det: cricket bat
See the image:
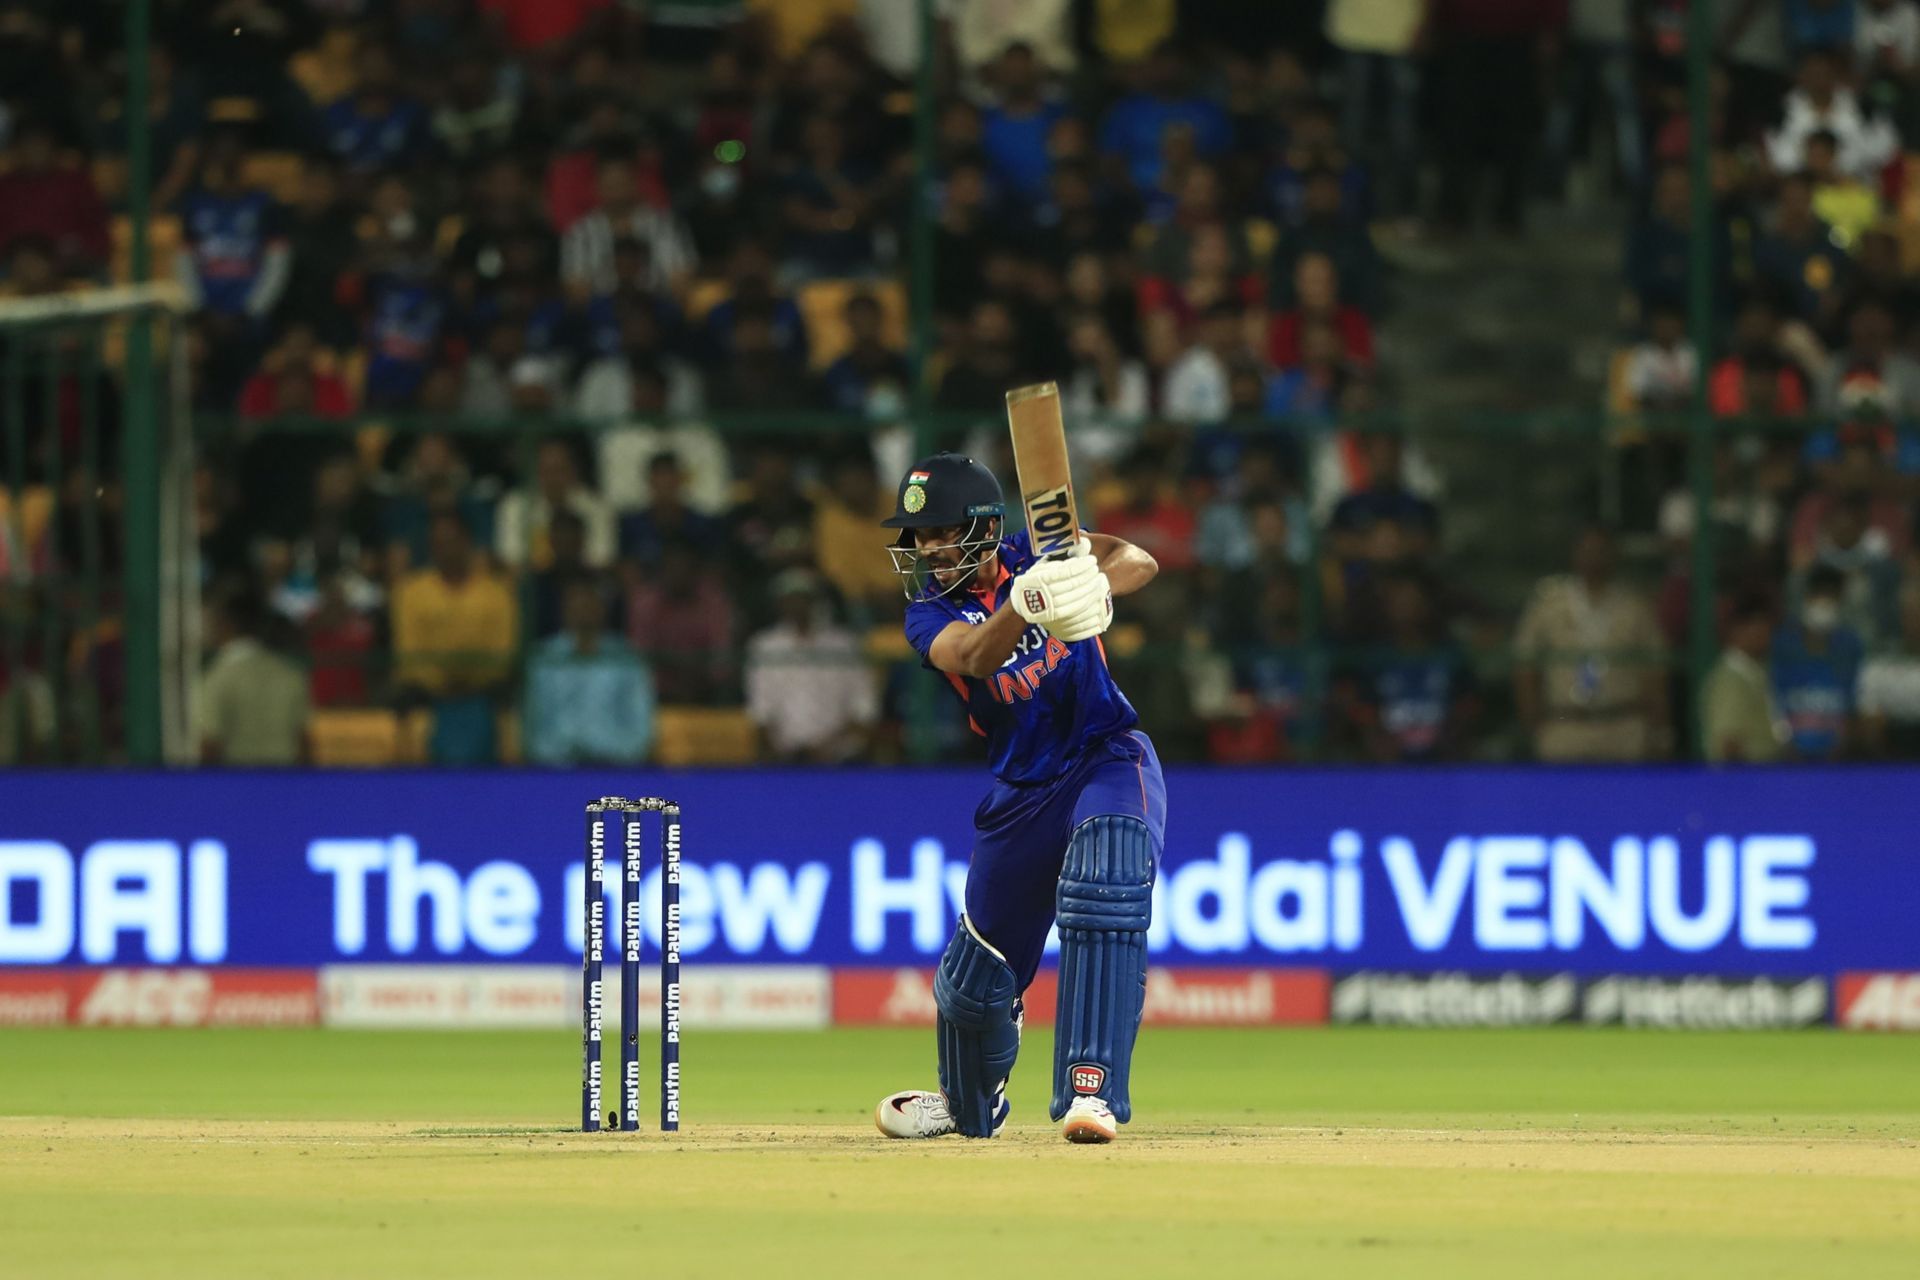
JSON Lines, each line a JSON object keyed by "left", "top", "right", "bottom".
{"left": 1005, "top": 381, "right": 1080, "bottom": 561}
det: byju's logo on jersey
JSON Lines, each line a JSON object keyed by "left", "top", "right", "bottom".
{"left": 1069, "top": 1063, "right": 1106, "bottom": 1094}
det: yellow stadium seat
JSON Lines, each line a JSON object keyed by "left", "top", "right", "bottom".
{"left": 290, "top": 27, "right": 361, "bottom": 106}
{"left": 307, "top": 709, "right": 403, "bottom": 767}
{"left": 399, "top": 708, "right": 435, "bottom": 764}
{"left": 797, "top": 278, "right": 907, "bottom": 370}
{"left": 243, "top": 151, "right": 306, "bottom": 204}
{"left": 1244, "top": 218, "right": 1277, "bottom": 267}
{"left": 685, "top": 279, "right": 731, "bottom": 324}
{"left": 111, "top": 214, "right": 183, "bottom": 283}
{"left": 864, "top": 623, "right": 913, "bottom": 661}
{"left": 654, "top": 706, "right": 758, "bottom": 766}
{"left": 0, "top": 486, "right": 55, "bottom": 553}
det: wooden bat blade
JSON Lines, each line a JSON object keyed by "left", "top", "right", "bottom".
{"left": 1005, "top": 381, "right": 1079, "bottom": 560}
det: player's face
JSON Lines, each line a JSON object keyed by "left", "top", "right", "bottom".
{"left": 913, "top": 524, "right": 973, "bottom": 586}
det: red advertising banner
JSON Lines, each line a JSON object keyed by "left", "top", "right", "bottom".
{"left": 0, "top": 969, "right": 318, "bottom": 1027}
{"left": 832, "top": 967, "right": 1329, "bottom": 1027}
{"left": 1836, "top": 972, "right": 1920, "bottom": 1031}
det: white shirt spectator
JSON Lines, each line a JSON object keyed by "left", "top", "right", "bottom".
{"left": 1766, "top": 87, "right": 1900, "bottom": 181}
{"left": 1858, "top": 1, "right": 1920, "bottom": 71}
{"left": 1858, "top": 651, "right": 1920, "bottom": 722}
{"left": 745, "top": 613, "right": 877, "bottom": 761}
{"left": 592, "top": 427, "right": 734, "bottom": 516}
{"left": 561, "top": 206, "right": 695, "bottom": 295}
{"left": 950, "top": 0, "right": 1073, "bottom": 72}
{"left": 494, "top": 487, "right": 617, "bottom": 569}
{"left": 1625, "top": 339, "right": 1698, "bottom": 410}
{"left": 1161, "top": 347, "right": 1231, "bottom": 423}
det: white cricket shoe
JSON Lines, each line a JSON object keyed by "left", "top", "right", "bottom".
{"left": 874, "top": 1089, "right": 1009, "bottom": 1138}
{"left": 1060, "top": 1096, "right": 1117, "bottom": 1144}
{"left": 875, "top": 1090, "right": 957, "bottom": 1138}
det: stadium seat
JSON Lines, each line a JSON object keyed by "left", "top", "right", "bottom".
{"left": 864, "top": 624, "right": 913, "bottom": 661}
{"left": 1244, "top": 218, "right": 1277, "bottom": 266}
{"left": 797, "top": 278, "right": 907, "bottom": 371}
{"left": 0, "top": 485, "right": 54, "bottom": 552}
{"left": 290, "top": 27, "right": 361, "bottom": 105}
{"left": 307, "top": 709, "right": 403, "bottom": 767}
{"left": 685, "top": 279, "right": 731, "bottom": 324}
{"left": 654, "top": 706, "right": 758, "bottom": 765}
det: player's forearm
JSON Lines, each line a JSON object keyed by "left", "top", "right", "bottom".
{"left": 1090, "top": 534, "right": 1157, "bottom": 597}
{"left": 948, "top": 610, "right": 1036, "bottom": 679}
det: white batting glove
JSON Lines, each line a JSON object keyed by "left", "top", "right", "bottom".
{"left": 1046, "top": 574, "right": 1113, "bottom": 642}
{"left": 1011, "top": 554, "right": 1102, "bottom": 627}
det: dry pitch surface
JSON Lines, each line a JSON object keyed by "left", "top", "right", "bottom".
{"left": 2, "top": 1027, "right": 1917, "bottom": 1278}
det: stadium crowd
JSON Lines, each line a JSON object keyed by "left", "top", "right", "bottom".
{"left": 5, "top": 0, "right": 1920, "bottom": 768}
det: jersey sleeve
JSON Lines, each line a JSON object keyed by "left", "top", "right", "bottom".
{"left": 904, "top": 598, "right": 960, "bottom": 668}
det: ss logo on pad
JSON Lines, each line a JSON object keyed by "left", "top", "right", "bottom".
{"left": 1070, "top": 1064, "right": 1105, "bottom": 1094}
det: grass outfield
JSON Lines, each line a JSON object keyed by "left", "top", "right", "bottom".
{"left": 3, "top": 1027, "right": 1917, "bottom": 1278}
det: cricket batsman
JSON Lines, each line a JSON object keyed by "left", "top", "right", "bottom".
{"left": 871, "top": 450, "right": 1165, "bottom": 1144}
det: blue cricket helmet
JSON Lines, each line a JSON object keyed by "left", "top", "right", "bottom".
{"left": 882, "top": 453, "right": 1007, "bottom": 599}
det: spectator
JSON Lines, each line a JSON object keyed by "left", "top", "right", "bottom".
{"left": 950, "top": 0, "right": 1074, "bottom": 76}
{"left": 1789, "top": 436, "right": 1916, "bottom": 563}
{"left": 745, "top": 569, "right": 878, "bottom": 763}
{"left": 703, "top": 240, "right": 810, "bottom": 367}
{"left": 626, "top": 539, "right": 736, "bottom": 704}
{"left": 779, "top": 113, "right": 880, "bottom": 278}
{"left": 1430, "top": 0, "right": 1565, "bottom": 232}
{"left": 479, "top": 0, "right": 611, "bottom": 54}
{"left": 1513, "top": 526, "right": 1669, "bottom": 762}
{"left": 1098, "top": 42, "right": 1232, "bottom": 193}
{"left": 1268, "top": 167, "right": 1383, "bottom": 314}
{"left": 0, "top": 118, "right": 109, "bottom": 278}
{"left": 576, "top": 302, "right": 706, "bottom": 426}
{"left": 618, "top": 454, "right": 727, "bottom": 567}
{"left": 1098, "top": 448, "right": 1198, "bottom": 573}
{"left": 1858, "top": 0, "right": 1920, "bottom": 78}
{"left": 1751, "top": 173, "right": 1850, "bottom": 327}
{"left": 1710, "top": 297, "right": 1810, "bottom": 417}
{"left": 1063, "top": 313, "right": 1151, "bottom": 436}
{"left": 1266, "top": 322, "right": 1351, "bottom": 421}
{"left": 1804, "top": 128, "right": 1881, "bottom": 250}
{"left": 528, "top": 511, "right": 610, "bottom": 639}
{"left": 1269, "top": 253, "right": 1375, "bottom": 371}
{"left": 586, "top": 363, "right": 728, "bottom": 516}
{"left": 820, "top": 292, "right": 911, "bottom": 414}
{"left": 1701, "top": 593, "right": 1791, "bottom": 763}
{"left": 497, "top": 438, "right": 616, "bottom": 572}
{"left": 1623, "top": 302, "right": 1699, "bottom": 412}
{"left": 431, "top": 48, "right": 520, "bottom": 164}
{"left": 275, "top": 154, "right": 361, "bottom": 350}
{"left": 1336, "top": 567, "right": 1478, "bottom": 763}
{"left": 979, "top": 42, "right": 1068, "bottom": 202}
{"left": 730, "top": 446, "right": 817, "bottom": 613}
{"left": 461, "top": 319, "right": 565, "bottom": 419}
{"left": 937, "top": 300, "right": 1028, "bottom": 411}
{"left": 198, "top": 590, "right": 311, "bottom": 765}
{"left": 526, "top": 575, "right": 656, "bottom": 765}
{"left": 305, "top": 572, "right": 379, "bottom": 708}
{"left": 450, "top": 158, "right": 559, "bottom": 309}
{"left": 708, "top": 300, "right": 815, "bottom": 412}
{"left": 1162, "top": 302, "right": 1241, "bottom": 423}
{"left": 1625, "top": 162, "right": 1703, "bottom": 314}
{"left": 391, "top": 515, "right": 518, "bottom": 763}
{"left": 237, "top": 326, "right": 357, "bottom": 421}
{"left": 1857, "top": 580, "right": 1920, "bottom": 756}
{"left": 1326, "top": 0, "right": 1425, "bottom": 219}
{"left": 1766, "top": 48, "right": 1898, "bottom": 180}
{"left": 811, "top": 453, "right": 900, "bottom": 617}
{"left": 323, "top": 46, "right": 434, "bottom": 176}
{"left": 561, "top": 153, "right": 695, "bottom": 296}
{"left": 932, "top": 156, "right": 994, "bottom": 322}
{"left": 361, "top": 249, "right": 447, "bottom": 410}
{"left": 1773, "top": 564, "right": 1864, "bottom": 760}
{"left": 381, "top": 433, "right": 499, "bottom": 571}
{"left": 1817, "top": 298, "right": 1920, "bottom": 416}
{"left": 1326, "top": 433, "right": 1442, "bottom": 568}
{"left": 1789, "top": 490, "right": 1902, "bottom": 644}
{"left": 177, "top": 130, "right": 292, "bottom": 325}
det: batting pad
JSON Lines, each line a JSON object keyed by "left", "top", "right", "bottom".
{"left": 1050, "top": 815, "right": 1155, "bottom": 1123}
{"left": 934, "top": 917, "right": 1021, "bottom": 1138}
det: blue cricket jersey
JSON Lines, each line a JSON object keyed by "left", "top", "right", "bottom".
{"left": 904, "top": 529, "right": 1138, "bottom": 784}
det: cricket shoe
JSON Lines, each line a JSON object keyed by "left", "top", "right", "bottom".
{"left": 1060, "top": 1096, "right": 1117, "bottom": 1144}
{"left": 873, "top": 1090, "right": 1009, "bottom": 1139}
